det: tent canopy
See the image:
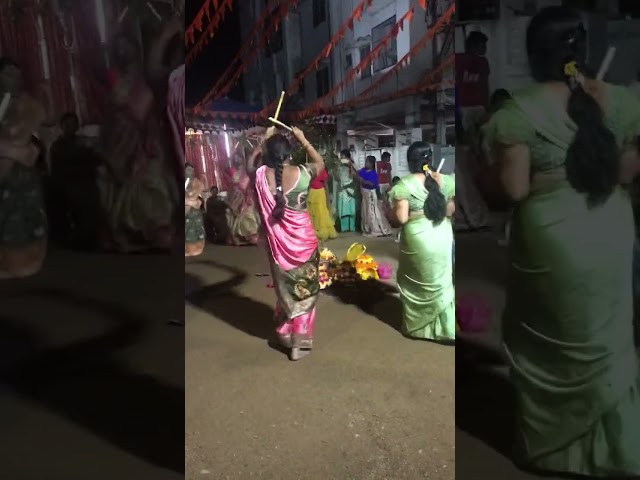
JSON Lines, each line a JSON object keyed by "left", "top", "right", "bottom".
{"left": 188, "top": 98, "right": 261, "bottom": 132}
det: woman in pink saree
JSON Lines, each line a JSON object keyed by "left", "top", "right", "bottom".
{"left": 254, "top": 127, "right": 325, "bottom": 361}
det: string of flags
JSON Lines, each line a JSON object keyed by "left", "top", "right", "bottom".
{"left": 194, "top": 0, "right": 298, "bottom": 102}
{"left": 301, "top": 2, "right": 455, "bottom": 118}
{"left": 185, "top": 0, "right": 235, "bottom": 59}
{"left": 189, "top": 1, "right": 456, "bottom": 123}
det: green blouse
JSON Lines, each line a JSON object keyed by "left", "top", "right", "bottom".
{"left": 390, "top": 173, "right": 455, "bottom": 213}
{"left": 482, "top": 83, "right": 640, "bottom": 174}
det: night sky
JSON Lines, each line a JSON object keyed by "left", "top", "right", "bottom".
{"left": 185, "top": 1, "right": 244, "bottom": 107}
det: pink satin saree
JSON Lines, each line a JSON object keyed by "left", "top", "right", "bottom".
{"left": 254, "top": 166, "right": 319, "bottom": 340}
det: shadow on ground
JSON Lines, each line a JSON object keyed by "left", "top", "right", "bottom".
{"left": 326, "top": 281, "right": 403, "bottom": 332}
{"left": 456, "top": 338, "right": 515, "bottom": 459}
{"left": 0, "top": 286, "right": 184, "bottom": 473}
{"left": 186, "top": 259, "right": 275, "bottom": 340}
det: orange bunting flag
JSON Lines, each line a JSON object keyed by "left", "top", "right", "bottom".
{"left": 418, "top": 0, "right": 427, "bottom": 9}
{"left": 354, "top": 5, "right": 364, "bottom": 21}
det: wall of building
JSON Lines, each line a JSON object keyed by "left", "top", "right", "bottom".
{"left": 239, "top": 0, "right": 333, "bottom": 109}
{"left": 296, "top": 0, "right": 332, "bottom": 104}
{"left": 330, "top": 0, "right": 433, "bottom": 106}
{"left": 456, "top": 0, "right": 640, "bottom": 95}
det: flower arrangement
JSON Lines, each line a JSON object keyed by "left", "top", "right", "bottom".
{"left": 318, "top": 244, "right": 382, "bottom": 287}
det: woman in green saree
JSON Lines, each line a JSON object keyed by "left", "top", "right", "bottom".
{"left": 390, "top": 142, "right": 455, "bottom": 341}
{"left": 483, "top": 7, "right": 640, "bottom": 477}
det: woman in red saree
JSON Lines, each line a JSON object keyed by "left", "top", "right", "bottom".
{"left": 254, "top": 127, "right": 325, "bottom": 361}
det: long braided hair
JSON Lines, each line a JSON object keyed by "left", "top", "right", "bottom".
{"left": 263, "top": 134, "right": 292, "bottom": 220}
{"left": 407, "top": 141, "right": 447, "bottom": 226}
{"left": 527, "top": 7, "right": 618, "bottom": 207}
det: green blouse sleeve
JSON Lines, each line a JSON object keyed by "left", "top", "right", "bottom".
{"left": 606, "top": 84, "right": 640, "bottom": 145}
{"left": 481, "top": 99, "right": 535, "bottom": 147}
{"left": 389, "top": 182, "right": 410, "bottom": 202}
{"left": 441, "top": 175, "right": 455, "bottom": 200}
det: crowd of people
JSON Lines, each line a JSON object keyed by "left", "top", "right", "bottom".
{"left": 191, "top": 4, "right": 640, "bottom": 477}
{"left": 185, "top": 125, "right": 457, "bottom": 360}
{"left": 0, "top": 15, "right": 186, "bottom": 279}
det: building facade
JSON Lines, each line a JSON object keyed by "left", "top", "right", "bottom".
{"left": 237, "top": 0, "right": 334, "bottom": 113}
{"left": 456, "top": 0, "right": 640, "bottom": 94}
{"left": 328, "top": 0, "right": 455, "bottom": 175}
{"left": 238, "top": 0, "right": 455, "bottom": 176}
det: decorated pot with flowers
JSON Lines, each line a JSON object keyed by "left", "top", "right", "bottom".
{"left": 353, "top": 254, "right": 379, "bottom": 281}
{"left": 319, "top": 262, "right": 333, "bottom": 289}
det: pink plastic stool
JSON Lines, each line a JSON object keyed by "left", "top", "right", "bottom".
{"left": 377, "top": 262, "right": 393, "bottom": 280}
{"left": 456, "top": 294, "right": 492, "bottom": 333}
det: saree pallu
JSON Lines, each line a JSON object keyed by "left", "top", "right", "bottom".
{"left": 360, "top": 188, "right": 391, "bottom": 236}
{"left": 254, "top": 167, "right": 319, "bottom": 340}
{"left": 391, "top": 174, "right": 455, "bottom": 340}
{"left": 398, "top": 215, "right": 455, "bottom": 340}
{"left": 484, "top": 83, "right": 640, "bottom": 477}
{"left": 226, "top": 169, "right": 259, "bottom": 245}
{"left": 98, "top": 104, "right": 178, "bottom": 252}
{"left": 504, "top": 183, "right": 640, "bottom": 476}
{"left": 307, "top": 187, "right": 337, "bottom": 241}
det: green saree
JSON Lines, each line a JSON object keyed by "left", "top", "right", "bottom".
{"left": 483, "top": 83, "right": 640, "bottom": 477}
{"left": 390, "top": 174, "right": 455, "bottom": 341}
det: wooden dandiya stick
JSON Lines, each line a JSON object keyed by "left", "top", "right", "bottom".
{"left": 268, "top": 117, "right": 292, "bottom": 131}
{"left": 0, "top": 93, "right": 11, "bottom": 122}
{"left": 436, "top": 157, "right": 445, "bottom": 173}
{"left": 146, "top": 2, "right": 163, "bottom": 22}
{"left": 596, "top": 46, "right": 616, "bottom": 81}
{"left": 274, "top": 91, "right": 286, "bottom": 120}
{"left": 118, "top": 6, "right": 129, "bottom": 23}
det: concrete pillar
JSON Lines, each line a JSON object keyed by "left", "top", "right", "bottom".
{"left": 404, "top": 97, "right": 421, "bottom": 129}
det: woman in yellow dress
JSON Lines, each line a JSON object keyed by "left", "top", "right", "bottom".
{"left": 307, "top": 168, "right": 337, "bottom": 241}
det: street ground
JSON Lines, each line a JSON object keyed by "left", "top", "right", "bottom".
{"left": 0, "top": 249, "right": 184, "bottom": 480}
{"left": 455, "top": 227, "right": 558, "bottom": 480}
{"left": 185, "top": 233, "right": 455, "bottom": 480}
{"left": 0, "top": 228, "right": 555, "bottom": 480}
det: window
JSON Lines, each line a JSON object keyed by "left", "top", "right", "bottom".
{"left": 316, "top": 67, "right": 330, "bottom": 98}
{"left": 313, "top": 0, "right": 326, "bottom": 27}
{"left": 372, "top": 16, "right": 398, "bottom": 72}
{"left": 457, "top": 0, "right": 500, "bottom": 21}
{"left": 359, "top": 45, "right": 372, "bottom": 78}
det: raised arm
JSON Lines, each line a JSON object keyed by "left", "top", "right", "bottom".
{"left": 147, "top": 18, "right": 182, "bottom": 82}
{"left": 291, "top": 126, "right": 324, "bottom": 176}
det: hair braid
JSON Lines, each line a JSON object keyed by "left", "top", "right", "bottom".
{"left": 272, "top": 160, "right": 286, "bottom": 220}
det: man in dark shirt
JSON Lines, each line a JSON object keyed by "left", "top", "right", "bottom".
{"left": 49, "top": 112, "right": 101, "bottom": 249}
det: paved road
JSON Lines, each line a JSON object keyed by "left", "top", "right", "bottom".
{"left": 186, "top": 234, "right": 455, "bottom": 480}
{"left": 0, "top": 231, "right": 550, "bottom": 480}
{"left": 455, "top": 230, "right": 555, "bottom": 480}
{"left": 0, "top": 249, "right": 184, "bottom": 480}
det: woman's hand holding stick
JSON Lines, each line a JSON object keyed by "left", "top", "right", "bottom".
{"left": 268, "top": 117, "right": 292, "bottom": 131}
